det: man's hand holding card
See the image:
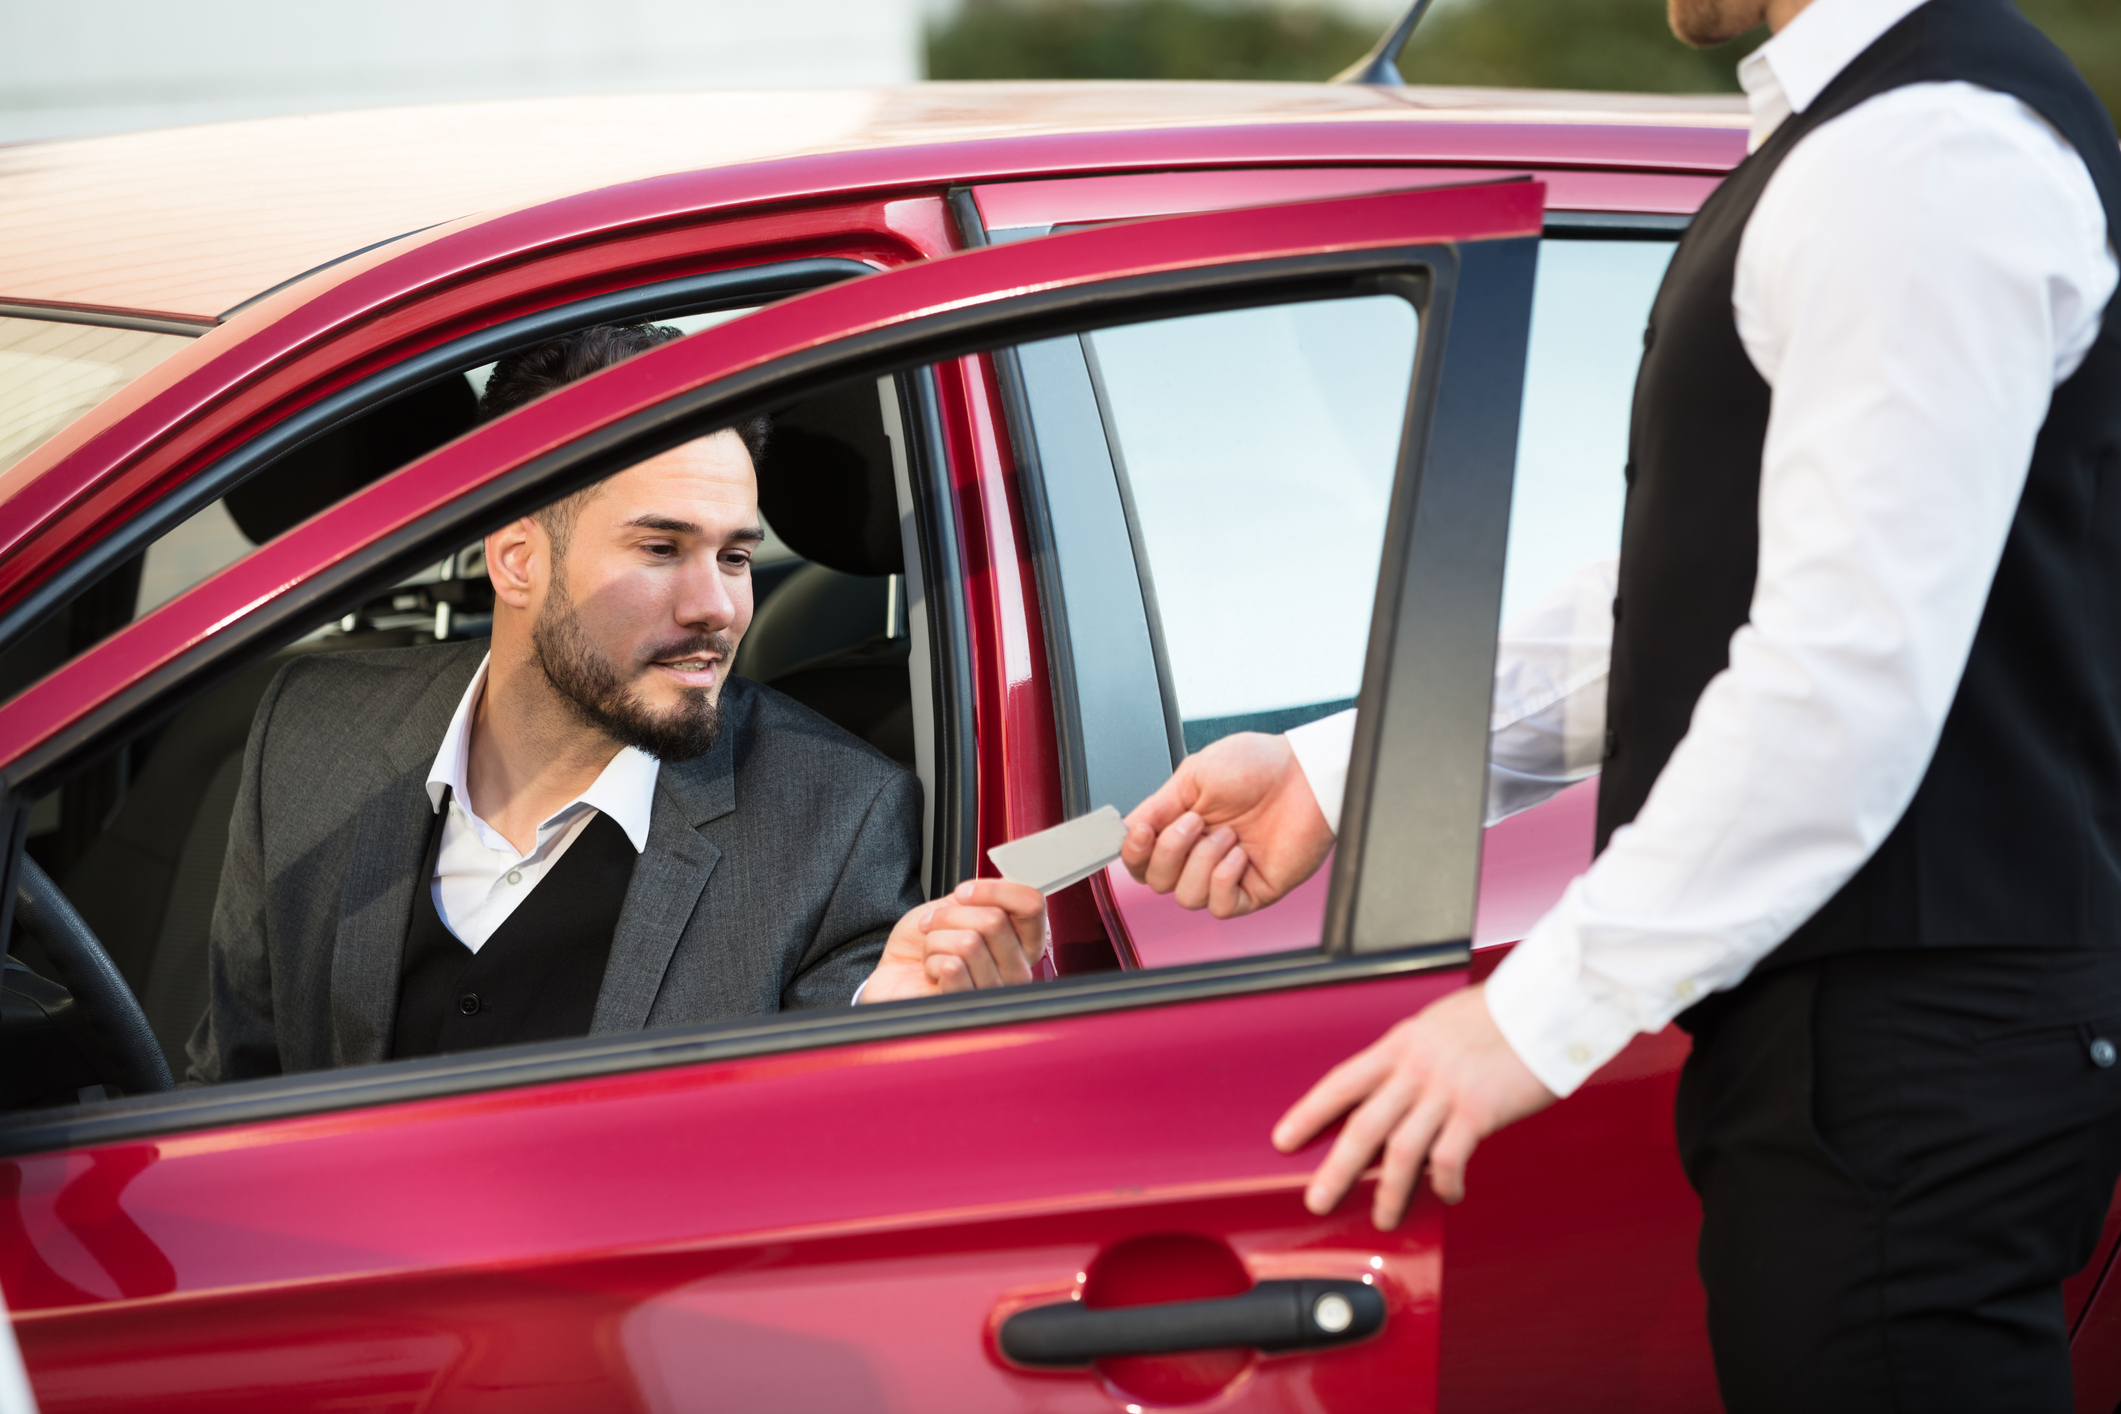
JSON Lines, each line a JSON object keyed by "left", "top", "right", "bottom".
{"left": 858, "top": 808, "right": 1129, "bottom": 1003}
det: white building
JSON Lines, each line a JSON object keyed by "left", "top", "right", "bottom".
{"left": 0, "top": 0, "right": 928, "bottom": 144}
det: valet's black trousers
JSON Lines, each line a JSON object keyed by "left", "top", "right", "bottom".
{"left": 1676, "top": 948, "right": 2121, "bottom": 1413}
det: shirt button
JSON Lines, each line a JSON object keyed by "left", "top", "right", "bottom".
{"left": 1567, "top": 1043, "right": 1590, "bottom": 1066}
{"left": 2092, "top": 1037, "right": 2116, "bottom": 1069}
{"left": 506, "top": 869, "right": 523, "bottom": 885}
{"left": 1675, "top": 980, "right": 1696, "bottom": 1001}
{"left": 459, "top": 993, "right": 481, "bottom": 1016}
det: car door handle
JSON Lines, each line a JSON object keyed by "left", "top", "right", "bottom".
{"left": 998, "top": 1279, "right": 1385, "bottom": 1366}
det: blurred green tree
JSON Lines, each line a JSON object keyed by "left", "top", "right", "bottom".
{"left": 926, "top": 0, "right": 1376, "bottom": 81}
{"left": 925, "top": 0, "right": 2118, "bottom": 122}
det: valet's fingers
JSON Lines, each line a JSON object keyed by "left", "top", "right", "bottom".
{"left": 1141, "top": 812, "right": 1205, "bottom": 895}
{"left": 1273, "top": 1037, "right": 1394, "bottom": 1151}
{"left": 1371, "top": 1093, "right": 1448, "bottom": 1230}
{"left": 1424, "top": 1113, "right": 1483, "bottom": 1208}
{"left": 1173, "top": 827, "right": 1238, "bottom": 911}
{"left": 1306, "top": 1074, "right": 1418, "bottom": 1217}
{"left": 1207, "top": 842, "right": 1254, "bottom": 919}
{"left": 1122, "top": 771, "right": 1198, "bottom": 876}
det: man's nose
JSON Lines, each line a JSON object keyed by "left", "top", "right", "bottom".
{"left": 674, "top": 558, "right": 739, "bottom": 631}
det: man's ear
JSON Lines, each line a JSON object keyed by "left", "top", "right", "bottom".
{"left": 486, "top": 517, "right": 545, "bottom": 611}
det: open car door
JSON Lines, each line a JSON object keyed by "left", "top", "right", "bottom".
{"left": 0, "top": 181, "right": 1539, "bottom": 1412}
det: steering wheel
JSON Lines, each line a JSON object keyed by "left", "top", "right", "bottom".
{"left": 12, "top": 854, "right": 174, "bottom": 1095}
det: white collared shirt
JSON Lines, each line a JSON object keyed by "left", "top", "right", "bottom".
{"left": 1289, "top": 0, "right": 2118, "bottom": 1098}
{"left": 424, "top": 654, "right": 660, "bottom": 952}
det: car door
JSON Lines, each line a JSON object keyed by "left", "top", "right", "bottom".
{"left": 0, "top": 180, "right": 1540, "bottom": 1413}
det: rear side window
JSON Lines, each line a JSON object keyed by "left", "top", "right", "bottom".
{"left": 0, "top": 317, "right": 196, "bottom": 476}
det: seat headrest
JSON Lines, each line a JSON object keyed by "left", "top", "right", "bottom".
{"left": 228, "top": 375, "right": 478, "bottom": 546}
{"left": 757, "top": 382, "right": 903, "bottom": 578}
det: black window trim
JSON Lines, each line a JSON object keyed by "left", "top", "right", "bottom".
{"left": 898, "top": 367, "right": 980, "bottom": 895}
{"left": 0, "top": 238, "right": 1524, "bottom": 1155}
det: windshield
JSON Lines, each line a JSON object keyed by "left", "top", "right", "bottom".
{"left": 0, "top": 316, "right": 197, "bottom": 476}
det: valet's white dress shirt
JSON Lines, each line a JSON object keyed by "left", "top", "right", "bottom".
{"left": 424, "top": 654, "right": 659, "bottom": 951}
{"left": 1288, "top": 0, "right": 2119, "bottom": 1097}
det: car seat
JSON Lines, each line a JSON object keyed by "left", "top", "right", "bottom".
{"left": 737, "top": 380, "right": 916, "bottom": 766}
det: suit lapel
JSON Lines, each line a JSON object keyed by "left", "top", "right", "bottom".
{"left": 328, "top": 648, "right": 482, "bottom": 1066}
{"left": 591, "top": 694, "right": 741, "bottom": 1034}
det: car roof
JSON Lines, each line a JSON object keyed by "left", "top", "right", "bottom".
{"left": 0, "top": 82, "right": 1745, "bottom": 322}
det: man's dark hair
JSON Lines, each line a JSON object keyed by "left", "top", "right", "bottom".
{"left": 480, "top": 322, "right": 771, "bottom": 464}
{"left": 481, "top": 322, "right": 771, "bottom": 554}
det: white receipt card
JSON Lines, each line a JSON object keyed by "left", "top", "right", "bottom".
{"left": 988, "top": 805, "right": 1128, "bottom": 895}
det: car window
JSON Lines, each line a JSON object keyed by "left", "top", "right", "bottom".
{"left": 0, "top": 317, "right": 198, "bottom": 476}
{"left": 1501, "top": 237, "right": 1677, "bottom": 623}
{"left": 133, "top": 307, "right": 781, "bottom": 625}
{"left": 1100, "top": 234, "right": 1676, "bottom": 967}
{"left": 1086, "top": 296, "right": 1416, "bottom": 753}
{"left": 11, "top": 366, "right": 941, "bottom": 1100}
{"left": 0, "top": 300, "right": 804, "bottom": 744}
{"left": 0, "top": 237, "right": 1512, "bottom": 1139}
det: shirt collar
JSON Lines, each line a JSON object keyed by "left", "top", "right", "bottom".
{"left": 424, "top": 652, "right": 660, "bottom": 854}
{"left": 1738, "top": 0, "right": 1928, "bottom": 150}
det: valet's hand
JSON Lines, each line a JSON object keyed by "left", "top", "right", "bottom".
{"left": 1120, "top": 732, "right": 1334, "bottom": 918}
{"left": 1272, "top": 984, "right": 1557, "bottom": 1225}
{"left": 859, "top": 879, "right": 1049, "bottom": 1002}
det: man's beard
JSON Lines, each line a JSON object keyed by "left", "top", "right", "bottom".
{"left": 530, "top": 579, "right": 728, "bottom": 763}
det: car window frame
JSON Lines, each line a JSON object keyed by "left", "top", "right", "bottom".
{"left": 0, "top": 258, "right": 876, "bottom": 676}
{"left": 0, "top": 196, "right": 1537, "bottom": 1156}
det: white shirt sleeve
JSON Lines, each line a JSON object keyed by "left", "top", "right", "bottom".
{"left": 1486, "top": 84, "right": 2120, "bottom": 1096}
{"left": 1287, "top": 557, "right": 1617, "bottom": 836}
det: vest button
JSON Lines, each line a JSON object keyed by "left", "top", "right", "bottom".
{"left": 459, "top": 993, "right": 481, "bottom": 1016}
{"left": 1604, "top": 727, "right": 1620, "bottom": 760}
{"left": 2093, "top": 1037, "right": 2116, "bottom": 1069}
{"left": 1611, "top": 595, "right": 1623, "bottom": 623}
{"left": 1643, "top": 325, "right": 1656, "bottom": 350}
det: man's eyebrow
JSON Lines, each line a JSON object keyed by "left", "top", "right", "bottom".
{"left": 621, "top": 515, "right": 765, "bottom": 545}
{"left": 623, "top": 514, "right": 702, "bottom": 535}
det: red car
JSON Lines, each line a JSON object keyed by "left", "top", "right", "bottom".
{"left": 0, "top": 79, "right": 2112, "bottom": 1413}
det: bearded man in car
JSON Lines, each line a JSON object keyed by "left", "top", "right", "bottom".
{"left": 189, "top": 323, "right": 1042, "bottom": 1082}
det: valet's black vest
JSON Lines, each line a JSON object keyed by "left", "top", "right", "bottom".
{"left": 1601, "top": 0, "right": 2121, "bottom": 963}
{"left": 391, "top": 801, "right": 635, "bottom": 1059}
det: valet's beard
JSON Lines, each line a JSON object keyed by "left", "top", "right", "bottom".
{"left": 530, "top": 576, "right": 728, "bottom": 763}
{"left": 1667, "top": 0, "right": 1763, "bottom": 48}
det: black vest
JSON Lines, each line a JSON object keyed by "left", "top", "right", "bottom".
{"left": 391, "top": 803, "right": 635, "bottom": 1059}
{"left": 1601, "top": 0, "right": 2121, "bottom": 963}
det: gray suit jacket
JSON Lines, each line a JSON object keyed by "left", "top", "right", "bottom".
{"left": 187, "top": 640, "right": 922, "bottom": 1083}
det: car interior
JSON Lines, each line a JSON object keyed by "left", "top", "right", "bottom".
{"left": 0, "top": 324, "right": 928, "bottom": 1107}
